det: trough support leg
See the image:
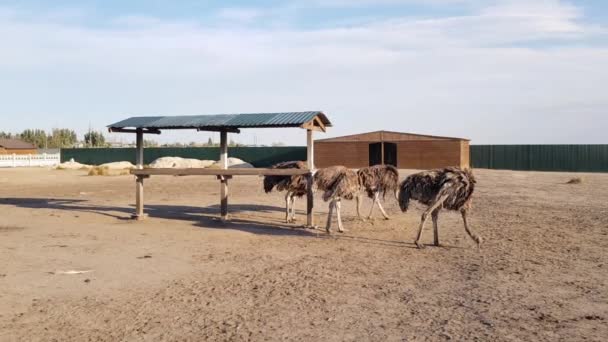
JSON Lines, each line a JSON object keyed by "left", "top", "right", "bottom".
{"left": 133, "top": 175, "right": 147, "bottom": 220}
{"left": 219, "top": 130, "right": 229, "bottom": 222}
{"left": 220, "top": 176, "right": 229, "bottom": 222}
{"left": 132, "top": 128, "right": 147, "bottom": 220}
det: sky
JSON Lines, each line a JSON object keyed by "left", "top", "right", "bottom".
{"left": 0, "top": 0, "right": 606, "bottom": 146}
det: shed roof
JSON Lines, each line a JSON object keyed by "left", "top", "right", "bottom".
{"left": 0, "top": 138, "right": 36, "bottom": 149}
{"left": 108, "top": 112, "right": 331, "bottom": 133}
{"left": 315, "top": 130, "right": 469, "bottom": 143}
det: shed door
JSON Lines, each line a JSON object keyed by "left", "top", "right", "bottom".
{"left": 384, "top": 142, "right": 398, "bottom": 167}
{"left": 369, "top": 143, "right": 382, "bottom": 166}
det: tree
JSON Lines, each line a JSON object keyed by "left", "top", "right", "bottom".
{"left": 144, "top": 139, "right": 158, "bottom": 147}
{"left": 19, "top": 129, "right": 48, "bottom": 148}
{"left": 84, "top": 131, "right": 106, "bottom": 147}
{"left": 206, "top": 137, "right": 213, "bottom": 146}
{"left": 0, "top": 131, "right": 14, "bottom": 139}
{"left": 48, "top": 128, "right": 78, "bottom": 148}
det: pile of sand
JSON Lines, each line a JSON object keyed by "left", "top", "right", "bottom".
{"left": 149, "top": 157, "right": 215, "bottom": 169}
{"left": 210, "top": 157, "right": 254, "bottom": 169}
{"left": 98, "top": 161, "right": 136, "bottom": 170}
{"left": 55, "top": 159, "right": 91, "bottom": 170}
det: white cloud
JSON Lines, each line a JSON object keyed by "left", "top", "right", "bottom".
{"left": 215, "top": 7, "right": 266, "bottom": 24}
{"left": 0, "top": 1, "right": 606, "bottom": 144}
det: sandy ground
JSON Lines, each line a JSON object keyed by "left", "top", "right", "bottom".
{"left": 0, "top": 168, "right": 606, "bottom": 341}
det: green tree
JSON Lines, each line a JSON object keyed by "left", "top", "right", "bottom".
{"left": 144, "top": 139, "right": 158, "bottom": 147}
{"left": 48, "top": 128, "right": 78, "bottom": 148}
{"left": 84, "top": 131, "right": 107, "bottom": 147}
{"left": 19, "top": 129, "right": 48, "bottom": 148}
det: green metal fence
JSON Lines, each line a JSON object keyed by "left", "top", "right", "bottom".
{"left": 61, "top": 147, "right": 307, "bottom": 168}
{"left": 471, "top": 145, "right": 608, "bottom": 172}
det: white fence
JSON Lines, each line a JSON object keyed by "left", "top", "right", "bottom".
{"left": 0, "top": 153, "right": 61, "bottom": 168}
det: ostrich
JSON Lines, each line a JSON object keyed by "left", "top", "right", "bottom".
{"left": 398, "top": 167, "right": 482, "bottom": 249}
{"left": 357, "top": 165, "right": 400, "bottom": 220}
{"left": 314, "top": 166, "right": 362, "bottom": 233}
{"left": 263, "top": 161, "right": 307, "bottom": 223}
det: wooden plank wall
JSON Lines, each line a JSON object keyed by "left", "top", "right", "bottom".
{"left": 396, "top": 141, "right": 462, "bottom": 169}
{"left": 315, "top": 140, "right": 469, "bottom": 169}
{"left": 315, "top": 142, "right": 369, "bottom": 168}
{"left": 460, "top": 141, "right": 470, "bottom": 168}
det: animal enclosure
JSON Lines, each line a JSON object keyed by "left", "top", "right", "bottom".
{"left": 1, "top": 167, "right": 606, "bottom": 341}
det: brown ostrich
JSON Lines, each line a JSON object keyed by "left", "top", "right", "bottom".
{"left": 357, "top": 165, "right": 400, "bottom": 220}
{"left": 263, "top": 161, "right": 307, "bottom": 223}
{"left": 314, "top": 166, "right": 362, "bottom": 233}
{"left": 398, "top": 167, "right": 482, "bottom": 249}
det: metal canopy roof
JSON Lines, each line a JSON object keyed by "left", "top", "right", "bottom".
{"left": 108, "top": 111, "right": 331, "bottom": 133}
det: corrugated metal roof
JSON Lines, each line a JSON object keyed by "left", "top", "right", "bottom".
{"left": 0, "top": 138, "right": 36, "bottom": 149}
{"left": 108, "top": 112, "right": 331, "bottom": 131}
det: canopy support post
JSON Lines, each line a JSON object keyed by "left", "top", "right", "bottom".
{"left": 133, "top": 128, "right": 147, "bottom": 220}
{"left": 220, "top": 130, "right": 229, "bottom": 221}
{"left": 306, "top": 129, "right": 315, "bottom": 228}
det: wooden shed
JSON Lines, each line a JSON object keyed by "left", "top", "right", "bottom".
{"left": 0, "top": 138, "right": 37, "bottom": 155}
{"left": 314, "top": 131, "right": 470, "bottom": 169}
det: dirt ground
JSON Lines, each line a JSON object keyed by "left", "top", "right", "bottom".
{"left": 0, "top": 167, "right": 606, "bottom": 341}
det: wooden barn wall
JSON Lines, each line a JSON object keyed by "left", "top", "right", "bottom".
{"left": 395, "top": 140, "right": 463, "bottom": 169}
{"left": 315, "top": 140, "right": 466, "bottom": 169}
{"left": 460, "top": 141, "right": 470, "bottom": 168}
{"left": 318, "top": 131, "right": 456, "bottom": 143}
{"left": 314, "top": 142, "right": 368, "bottom": 168}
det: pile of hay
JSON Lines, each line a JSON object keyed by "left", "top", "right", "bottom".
{"left": 55, "top": 158, "right": 91, "bottom": 170}
{"left": 149, "top": 157, "right": 215, "bottom": 169}
{"left": 88, "top": 161, "right": 135, "bottom": 176}
{"left": 88, "top": 166, "right": 132, "bottom": 176}
{"left": 98, "top": 161, "right": 135, "bottom": 170}
{"left": 210, "top": 157, "right": 254, "bottom": 169}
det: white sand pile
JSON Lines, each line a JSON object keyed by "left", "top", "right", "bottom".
{"left": 98, "top": 161, "right": 135, "bottom": 170}
{"left": 210, "top": 157, "right": 254, "bottom": 169}
{"left": 56, "top": 158, "right": 91, "bottom": 170}
{"left": 149, "top": 157, "right": 215, "bottom": 169}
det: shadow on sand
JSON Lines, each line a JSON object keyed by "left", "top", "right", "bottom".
{"left": 0, "top": 197, "right": 415, "bottom": 248}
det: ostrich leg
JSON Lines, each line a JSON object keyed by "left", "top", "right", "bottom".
{"left": 414, "top": 195, "right": 448, "bottom": 249}
{"left": 290, "top": 196, "right": 297, "bottom": 222}
{"left": 460, "top": 208, "right": 483, "bottom": 248}
{"left": 284, "top": 192, "right": 292, "bottom": 223}
{"left": 335, "top": 199, "right": 345, "bottom": 233}
{"left": 325, "top": 199, "right": 335, "bottom": 233}
{"left": 375, "top": 192, "right": 391, "bottom": 220}
{"left": 356, "top": 194, "right": 365, "bottom": 221}
{"left": 431, "top": 209, "right": 440, "bottom": 246}
{"left": 367, "top": 193, "right": 377, "bottom": 219}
